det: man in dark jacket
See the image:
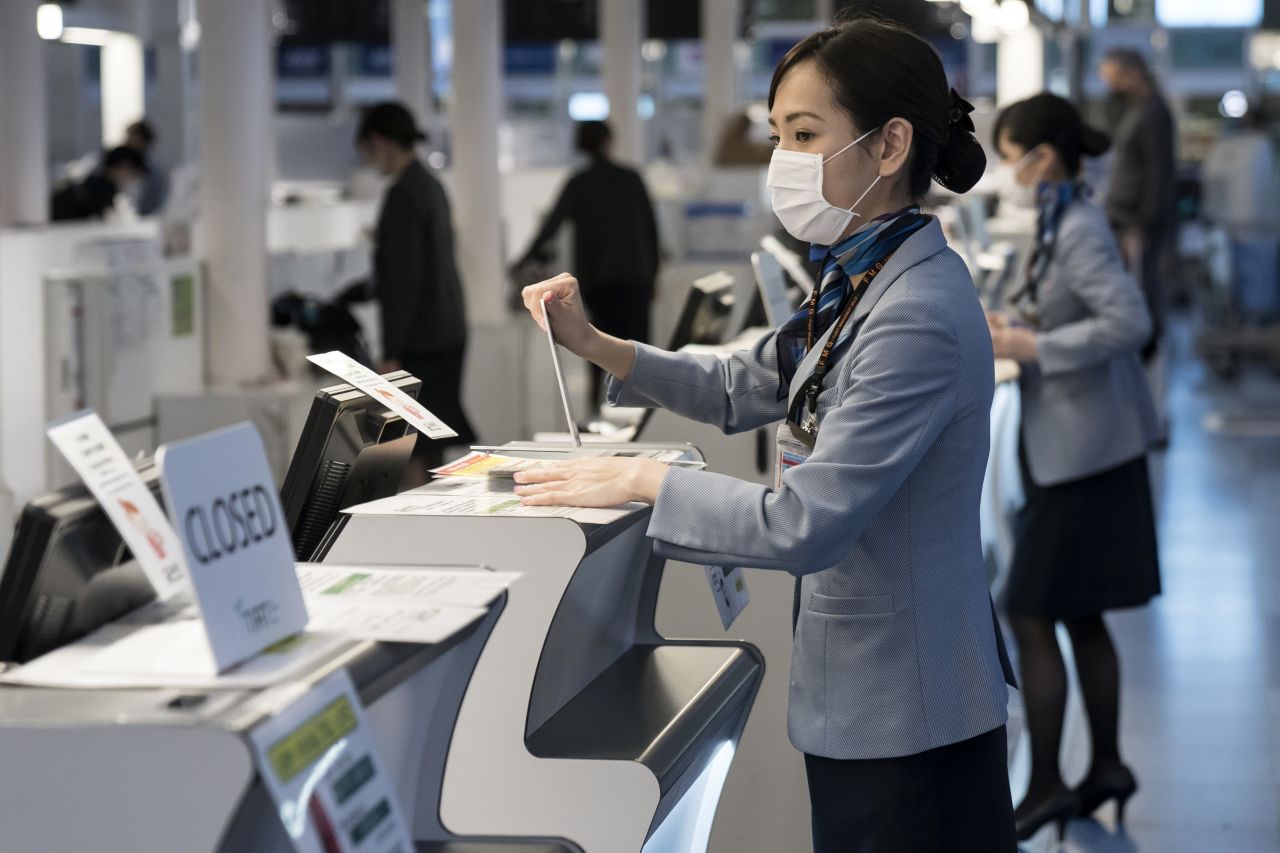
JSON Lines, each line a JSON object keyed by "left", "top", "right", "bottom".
{"left": 50, "top": 147, "right": 147, "bottom": 222}
{"left": 516, "top": 121, "right": 661, "bottom": 410}
{"left": 357, "top": 102, "right": 475, "bottom": 476}
{"left": 1100, "top": 49, "right": 1176, "bottom": 354}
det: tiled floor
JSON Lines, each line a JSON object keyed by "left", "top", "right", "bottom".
{"left": 1015, "top": 324, "right": 1280, "bottom": 852}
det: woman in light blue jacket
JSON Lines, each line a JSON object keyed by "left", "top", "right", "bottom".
{"left": 514, "top": 17, "right": 1018, "bottom": 853}
{"left": 988, "top": 93, "right": 1161, "bottom": 842}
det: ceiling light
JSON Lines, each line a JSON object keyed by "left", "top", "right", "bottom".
{"left": 36, "top": 3, "right": 62, "bottom": 40}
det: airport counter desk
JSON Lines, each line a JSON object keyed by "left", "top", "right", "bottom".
{"left": 0, "top": 441, "right": 763, "bottom": 853}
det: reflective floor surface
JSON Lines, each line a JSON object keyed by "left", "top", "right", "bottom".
{"left": 1015, "top": 322, "right": 1280, "bottom": 852}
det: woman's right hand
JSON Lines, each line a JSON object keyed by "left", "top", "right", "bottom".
{"left": 521, "top": 273, "right": 596, "bottom": 358}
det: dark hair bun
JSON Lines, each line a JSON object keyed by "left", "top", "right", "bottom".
{"left": 1081, "top": 125, "right": 1111, "bottom": 157}
{"left": 933, "top": 130, "right": 987, "bottom": 194}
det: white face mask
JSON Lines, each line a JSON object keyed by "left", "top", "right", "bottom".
{"left": 1000, "top": 147, "right": 1044, "bottom": 210}
{"left": 767, "top": 128, "right": 882, "bottom": 246}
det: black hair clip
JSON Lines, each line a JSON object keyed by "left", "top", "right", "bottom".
{"left": 947, "top": 88, "right": 976, "bottom": 133}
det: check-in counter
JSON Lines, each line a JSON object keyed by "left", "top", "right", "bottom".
{"left": 0, "top": 608, "right": 511, "bottom": 851}
{"left": 319, "top": 441, "right": 764, "bottom": 853}
{"left": 0, "top": 440, "right": 761, "bottom": 853}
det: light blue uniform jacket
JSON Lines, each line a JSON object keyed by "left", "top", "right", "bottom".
{"left": 609, "top": 220, "right": 1013, "bottom": 760}
{"left": 1018, "top": 201, "right": 1159, "bottom": 486}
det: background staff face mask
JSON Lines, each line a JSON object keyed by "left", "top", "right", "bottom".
{"left": 999, "top": 146, "right": 1045, "bottom": 210}
{"left": 767, "top": 128, "right": 882, "bottom": 246}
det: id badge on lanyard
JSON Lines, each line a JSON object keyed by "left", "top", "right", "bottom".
{"left": 776, "top": 422, "right": 813, "bottom": 489}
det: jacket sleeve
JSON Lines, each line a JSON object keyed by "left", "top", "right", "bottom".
{"left": 518, "top": 178, "right": 575, "bottom": 266}
{"left": 606, "top": 331, "right": 788, "bottom": 435}
{"left": 1035, "top": 214, "right": 1152, "bottom": 376}
{"left": 376, "top": 185, "right": 428, "bottom": 360}
{"left": 645, "top": 296, "right": 963, "bottom": 573}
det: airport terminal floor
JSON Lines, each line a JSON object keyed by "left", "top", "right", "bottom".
{"left": 1014, "top": 320, "right": 1280, "bottom": 852}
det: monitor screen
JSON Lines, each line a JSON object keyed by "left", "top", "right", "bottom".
{"left": 0, "top": 465, "right": 160, "bottom": 663}
{"left": 281, "top": 371, "right": 421, "bottom": 561}
{"left": 667, "top": 273, "right": 738, "bottom": 351}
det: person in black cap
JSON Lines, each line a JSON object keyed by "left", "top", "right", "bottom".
{"left": 50, "top": 146, "right": 147, "bottom": 222}
{"left": 356, "top": 101, "right": 476, "bottom": 478}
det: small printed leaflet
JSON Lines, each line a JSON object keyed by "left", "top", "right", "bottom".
{"left": 704, "top": 566, "right": 750, "bottom": 631}
{"left": 47, "top": 411, "right": 189, "bottom": 600}
{"left": 308, "top": 351, "right": 457, "bottom": 440}
{"left": 248, "top": 669, "right": 413, "bottom": 853}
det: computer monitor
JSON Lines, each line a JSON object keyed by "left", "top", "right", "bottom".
{"left": 281, "top": 371, "right": 421, "bottom": 561}
{"left": 667, "top": 272, "right": 737, "bottom": 350}
{"left": 0, "top": 465, "right": 161, "bottom": 663}
{"left": 630, "top": 275, "right": 738, "bottom": 441}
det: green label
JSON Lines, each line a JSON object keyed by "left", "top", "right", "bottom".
{"left": 332, "top": 754, "right": 375, "bottom": 805}
{"left": 323, "top": 573, "right": 370, "bottom": 595}
{"left": 350, "top": 798, "right": 392, "bottom": 845}
{"left": 171, "top": 274, "right": 195, "bottom": 338}
{"left": 486, "top": 500, "right": 520, "bottom": 514}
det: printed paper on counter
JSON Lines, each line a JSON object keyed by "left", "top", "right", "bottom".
{"left": 296, "top": 564, "right": 519, "bottom": 608}
{"left": 248, "top": 669, "right": 414, "bottom": 853}
{"left": 304, "top": 597, "right": 488, "bottom": 645}
{"left": 47, "top": 411, "right": 190, "bottom": 600}
{"left": 308, "top": 350, "right": 457, "bottom": 440}
{"left": 343, "top": 491, "right": 640, "bottom": 525}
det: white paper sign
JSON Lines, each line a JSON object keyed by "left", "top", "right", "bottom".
{"left": 249, "top": 669, "right": 414, "bottom": 853}
{"left": 47, "top": 411, "right": 190, "bottom": 600}
{"left": 157, "top": 422, "right": 309, "bottom": 672}
{"left": 704, "top": 566, "right": 750, "bottom": 631}
{"left": 307, "top": 351, "right": 458, "bottom": 440}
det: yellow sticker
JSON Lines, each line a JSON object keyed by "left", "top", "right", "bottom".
{"left": 266, "top": 695, "right": 358, "bottom": 784}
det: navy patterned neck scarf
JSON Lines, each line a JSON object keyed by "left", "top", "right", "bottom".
{"left": 1012, "top": 181, "right": 1085, "bottom": 318}
{"left": 775, "top": 206, "right": 931, "bottom": 386}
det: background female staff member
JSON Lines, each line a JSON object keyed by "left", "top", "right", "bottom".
{"left": 989, "top": 93, "right": 1161, "bottom": 842}
{"left": 513, "top": 19, "right": 1017, "bottom": 853}
{"left": 355, "top": 102, "right": 476, "bottom": 478}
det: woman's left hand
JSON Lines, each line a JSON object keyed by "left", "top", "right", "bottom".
{"left": 513, "top": 458, "right": 670, "bottom": 508}
{"left": 988, "top": 313, "right": 1038, "bottom": 363}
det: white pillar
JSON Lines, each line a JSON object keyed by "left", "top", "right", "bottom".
{"left": 101, "top": 32, "right": 146, "bottom": 147}
{"left": 392, "top": 0, "right": 433, "bottom": 128}
{"left": 0, "top": 0, "right": 49, "bottom": 226}
{"left": 701, "top": 0, "right": 738, "bottom": 164}
{"left": 601, "top": 0, "right": 644, "bottom": 164}
{"left": 815, "top": 0, "right": 834, "bottom": 24}
{"left": 199, "top": 0, "right": 273, "bottom": 384}
{"left": 451, "top": 0, "right": 505, "bottom": 325}
{"left": 996, "top": 28, "right": 1045, "bottom": 107}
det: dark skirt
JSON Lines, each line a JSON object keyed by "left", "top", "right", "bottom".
{"left": 804, "top": 726, "right": 1017, "bottom": 853}
{"left": 1002, "top": 443, "right": 1161, "bottom": 619}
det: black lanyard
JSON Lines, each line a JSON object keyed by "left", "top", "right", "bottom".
{"left": 797, "top": 256, "right": 888, "bottom": 418}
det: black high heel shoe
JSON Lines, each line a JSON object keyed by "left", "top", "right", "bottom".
{"left": 1075, "top": 764, "right": 1138, "bottom": 826}
{"left": 1014, "top": 788, "right": 1081, "bottom": 842}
